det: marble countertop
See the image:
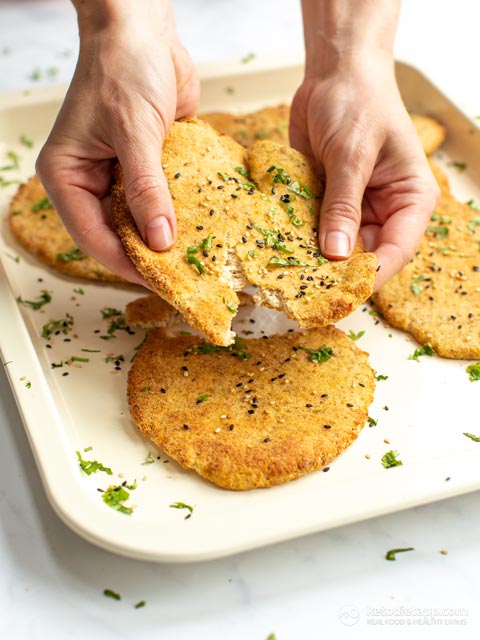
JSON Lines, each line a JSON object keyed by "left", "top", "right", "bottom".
{"left": 1, "top": 1, "right": 480, "bottom": 638}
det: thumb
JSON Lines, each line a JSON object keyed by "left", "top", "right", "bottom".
{"left": 116, "top": 133, "right": 176, "bottom": 251}
{"left": 319, "top": 157, "right": 373, "bottom": 260}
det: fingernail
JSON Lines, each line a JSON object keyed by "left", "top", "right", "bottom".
{"left": 324, "top": 231, "right": 350, "bottom": 258}
{"left": 146, "top": 216, "right": 173, "bottom": 251}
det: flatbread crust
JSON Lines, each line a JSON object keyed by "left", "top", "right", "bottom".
{"left": 128, "top": 327, "right": 376, "bottom": 490}
{"left": 112, "top": 118, "right": 377, "bottom": 346}
{"left": 372, "top": 187, "right": 480, "bottom": 359}
{"left": 201, "top": 105, "right": 445, "bottom": 155}
{"left": 9, "top": 175, "right": 122, "bottom": 282}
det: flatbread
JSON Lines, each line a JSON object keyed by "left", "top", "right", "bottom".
{"left": 411, "top": 114, "right": 446, "bottom": 155}
{"left": 112, "top": 118, "right": 377, "bottom": 346}
{"left": 9, "top": 175, "right": 122, "bottom": 282}
{"left": 128, "top": 327, "right": 376, "bottom": 490}
{"left": 201, "top": 105, "right": 445, "bottom": 155}
{"left": 200, "top": 105, "right": 290, "bottom": 147}
{"left": 372, "top": 188, "right": 480, "bottom": 359}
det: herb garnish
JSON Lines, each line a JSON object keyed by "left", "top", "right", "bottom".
{"left": 347, "top": 330, "right": 365, "bottom": 341}
{"left": 56, "top": 247, "right": 87, "bottom": 262}
{"left": 223, "top": 298, "right": 236, "bottom": 313}
{"left": 467, "top": 217, "right": 480, "bottom": 234}
{"left": 280, "top": 200, "right": 304, "bottom": 226}
{"left": 411, "top": 274, "right": 424, "bottom": 296}
{"left": 186, "top": 236, "right": 215, "bottom": 275}
{"left": 31, "top": 197, "right": 52, "bottom": 212}
{"left": 42, "top": 314, "right": 74, "bottom": 339}
{"left": 241, "top": 52, "right": 255, "bottom": 64}
{"left": 450, "top": 161, "right": 467, "bottom": 171}
{"left": 252, "top": 222, "right": 293, "bottom": 253}
{"left": 134, "top": 600, "right": 146, "bottom": 609}
{"left": 288, "top": 180, "right": 316, "bottom": 199}
{"left": 103, "top": 589, "right": 121, "bottom": 601}
{"left": 464, "top": 432, "right": 480, "bottom": 442}
{"left": 408, "top": 343, "right": 435, "bottom": 361}
{"left": 235, "top": 166, "right": 250, "bottom": 179}
{"left": 100, "top": 308, "right": 128, "bottom": 338}
{"left": 385, "top": 547, "right": 414, "bottom": 561}
{"left": 0, "top": 150, "right": 20, "bottom": 171}
{"left": 367, "top": 416, "right": 378, "bottom": 426}
{"left": 267, "top": 255, "right": 314, "bottom": 268}
{"left": 466, "top": 199, "right": 480, "bottom": 211}
{"left": 375, "top": 374, "right": 389, "bottom": 381}
{"left": 76, "top": 451, "right": 113, "bottom": 476}
{"left": 170, "top": 501, "right": 194, "bottom": 514}
{"left": 466, "top": 362, "right": 480, "bottom": 381}
{"left": 431, "top": 212, "right": 452, "bottom": 224}
{"left": 298, "top": 344, "right": 333, "bottom": 363}
{"left": 192, "top": 336, "right": 251, "bottom": 360}
{"left": 19, "top": 135, "right": 33, "bottom": 149}
{"left": 426, "top": 225, "right": 449, "bottom": 240}
{"left": 17, "top": 290, "right": 51, "bottom": 310}
{"left": 73, "top": 287, "right": 84, "bottom": 295}
{"left": 381, "top": 450, "right": 403, "bottom": 468}
{"left": 267, "top": 165, "right": 291, "bottom": 185}
{"left": 141, "top": 452, "right": 155, "bottom": 465}
{"left": 196, "top": 393, "right": 209, "bottom": 404}
{"left": 71, "top": 355, "right": 89, "bottom": 363}
{"left": 102, "top": 483, "right": 136, "bottom": 515}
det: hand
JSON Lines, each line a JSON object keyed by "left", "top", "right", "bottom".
{"left": 290, "top": 57, "right": 439, "bottom": 290}
{"left": 36, "top": 1, "right": 200, "bottom": 284}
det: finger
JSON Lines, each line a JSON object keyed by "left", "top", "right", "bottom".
{"left": 115, "top": 130, "right": 176, "bottom": 252}
{"left": 36, "top": 166, "right": 151, "bottom": 286}
{"left": 319, "top": 150, "right": 376, "bottom": 260}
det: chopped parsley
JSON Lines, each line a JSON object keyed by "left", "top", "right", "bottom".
{"left": 0, "top": 176, "right": 20, "bottom": 188}
{"left": 100, "top": 309, "right": 128, "bottom": 338}
{"left": 347, "top": 330, "right": 365, "bottom": 341}
{"left": 375, "top": 373, "right": 389, "bottom": 381}
{"left": 267, "top": 165, "right": 291, "bottom": 185}
{"left": 42, "top": 314, "right": 74, "bottom": 339}
{"left": 369, "top": 310, "right": 384, "bottom": 318}
{"left": 280, "top": 200, "right": 304, "bottom": 226}
{"left": 288, "top": 180, "right": 316, "bottom": 199}
{"left": 102, "top": 484, "right": 135, "bottom": 515}
{"left": 466, "top": 198, "right": 480, "bottom": 211}
{"left": 134, "top": 600, "right": 146, "bottom": 609}
{"left": 131, "top": 332, "right": 149, "bottom": 362}
{"left": 101, "top": 307, "right": 123, "bottom": 318}
{"left": 25, "top": 381, "right": 31, "bottom": 389}
{"left": 367, "top": 416, "right": 378, "bottom": 426}
{"left": 252, "top": 223, "right": 293, "bottom": 253}
{"left": 73, "top": 287, "right": 84, "bottom": 295}
{"left": 81, "top": 348, "right": 100, "bottom": 353}
{"left": 0, "top": 150, "right": 20, "bottom": 171}
{"left": 468, "top": 217, "right": 480, "bottom": 234}
{"left": 466, "top": 362, "right": 480, "bottom": 382}
{"left": 235, "top": 166, "right": 250, "bottom": 179}
{"left": 223, "top": 298, "right": 236, "bottom": 313}
{"left": 31, "top": 197, "right": 52, "bottom": 212}
{"left": 76, "top": 450, "right": 113, "bottom": 476}
{"left": 192, "top": 336, "right": 251, "bottom": 360}
{"left": 5, "top": 253, "right": 20, "bottom": 262}
{"left": 408, "top": 343, "right": 435, "bottom": 361}
{"left": 196, "top": 393, "right": 209, "bottom": 404}
{"left": 70, "top": 355, "right": 89, "bottom": 363}
{"left": 431, "top": 212, "right": 452, "bottom": 224}
{"left": 141, "top": 452, "right": 155, "bottom": 465}
{"left": 426, "top": 225, "right": 449, "bottom": 240}
{"left": 381, "top": 450, "right": 403, "bottom": 468}
{"left": 241, "top": 52, "right": 255, "bottom": 64}
{"left": 298, "top": 344, "right": 333, "bottom": 363}
{"left": 450, "top": 161, "right": 467, "bottom": 171}
{"left": 411, "top": 274, "right": 424, "bottom": 296}
{"left": 464, "top": 432, "right": 480, "bottom": 442}
{"left": 103, "top": 589, "right": 121, "bottom": 601}
{"left": 17, "top": 290, "right": 51, "bottom": 310}
{"left": 385, "top": 547, "right": 414, "bottom": 561}
{"left": 170, "top": 501, "right": 194, "bottom": 514}
{"left": 19, "top": 134, "right": 34, "bottom": 149}
{"left": 267, "top": 255, "right": 314, "bottom": 268}
{"left": 56, "top": 247, "right": 87, "bottom": 262}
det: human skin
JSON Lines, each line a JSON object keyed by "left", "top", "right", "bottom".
{"left": 291, "top": 0, "right": 440, "bottom": 289}
{"left": 37, "top": 0, "right": 438, "bottom": 289}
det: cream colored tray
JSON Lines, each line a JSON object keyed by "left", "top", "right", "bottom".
{"left": 0, "top": 58, "right": 479, "bottom": 562}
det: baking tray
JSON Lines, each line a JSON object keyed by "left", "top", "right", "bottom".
{"left": 0, "top": 57, "right": 479, "bottom": 563}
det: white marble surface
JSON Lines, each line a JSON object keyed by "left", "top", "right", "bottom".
{"left": 1, "top": 1, "right": 480, "bottom": 638}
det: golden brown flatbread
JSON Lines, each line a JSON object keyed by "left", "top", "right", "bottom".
{"left": 128, "top": 327, "right": 376, "bottom": 490}
{"left": 112, "top": 118, "right": 377, "bottom": 346}
{"left": 411, "top": 114, "right": 446, "bottom": 156}
{"left": 200, "top": 105, "right": 290, "bottom": 147}
{"left": 372, "top": 189, "right": 480, "bottom": 359}
{"left": 9, "top": 176, "right": 122, "bottom": 282}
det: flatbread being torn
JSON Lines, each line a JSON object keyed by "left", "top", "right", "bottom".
{"left": 128, "top": 326, "right": 376, "bottom": 490}
{"left": 201, "top": 104, "right": 446, "bottom": 155}
{"left": 112, "top": 118, "right": 377, "bottom": 346}
{"left": 9, "top": 175, "right": 122, "bottom": 282}
{"left": 372, "top": 180, "right": 480, "bottom": 359}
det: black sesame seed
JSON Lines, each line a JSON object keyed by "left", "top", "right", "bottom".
{"left": 174, "top": 172, "right": 181, "bottom": 179}
{"left": 306, "top": 403, "right": 313, "bottom": 408}
{"left": 183, "top": 424, "right": 190, "bottom": 430}
{"left": 323, "top": 424, "right": 332, "bottom": 429}
{"left": 197, "top": 188, "right": 202, "bottom": 193}
{"left": 277, "top": 274, "right": 284, "bottom": 279}
{"left": 358, "top": 383, "right": 365, "bottom": 388}
{"left": 209, "top": 209, "right": 215, "bottom": 216}
{"left": 181, "top": 366, "right": 188, "bottom": 372}
{"left": 160, "top": 388, "right": 166, "bottom": 394}
{"left": 263, "top": 437, "right": 271, "bottom": 443}
{"left": 212, "top": 256, "right": 217, "bottom": 262}
{"left": 278, "top": 373, "right": 286, "bottom": 379}
{"left": 474, "top": 266, "right": 480, "bottom": 272}
{"left": 321, "top": 393, "right": 328, "bottom": 398}
{"left": 216, "top": 243, "right": 224, "bottom": 248}
{"left": 231, "top": 193, "right": 238, "bottom": 199}
{"left": 62, "top": 372, "right": 69, "bottom": 376}
{"left": 271, "top": 377, "right": 278, "bottom": 382}
{"left": 203, "top": 250, "right": 209, "bottom": 257}
{"left": 217, "top": 185, "right": 224, "bottom": 189}
{"left": 236, "top": 382, "right": 243, "bottom": 387}
{"left": 241, "top": 237, "right": 247, "bottom": 243}
{"left": 346, "top": 403, "right": 353, "bottom": 407}
{"left": 248, "top": 409, "right": 255, "bottom": 414}
{"left": 323, "top": 467, "right": 330, "bottom": 473}
{"left": 468, "top": 313, "right": 474, "bottom": 319}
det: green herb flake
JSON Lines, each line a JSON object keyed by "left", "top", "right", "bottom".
{"left": 267, "top": 255, "right": 314, "bottom": 268}
{"left": 56, "top": 247, "right": 87, "bottom": 262}
{"left": 426, "top": 225, "right": 449, "bottom": 240}
{"left": 30, "top": 67, "right": 42, "bottom": 81}
{"left": 288, "top": 180, "right": 316, "bottom": 199}
{"left": 408, "top": 343, "right": 435, "bottom": 361}
{"left": 141, "top": 385, "right": 151, "bottom": 392}
{"left": 170, "top": 501, "right": 194, "bottom": 514}
{"left": 73, "top": 287, "right": 84, "bottom": 295}
{"left": 267, "top": 165, "right": 291, "bottom": 185}
{"left": 241, "top": 52, "right": 255, "bottom": 64}
{"left": 192, "top": 336, "right": 251, "bottom": 360}
{"left": 76, "top": 451, "right": 113, "bottom": 476}
{"left": 31, "top": 197, "right": 52, "bottom": 212}
{"left": 368, "top": 310, "right": 384, "bottom": 318}
{"left": 70, "top": 355, "right": 89, "bottom": 363}
{"left": 381, "top": 450, "right": 403, "bottom": 469}
{"left": 134, "top": 600, "right": 146, "bottom": 609}
{"left": 298, "top": 344, "right": 333, "bottom": 363}
{"left": 266, "top": 635, "right": 277, "bottom": 640}
{"left": 450, "top": 161, "right": 467, "bottom": 171}
{"left": 467, "top": 217, "right": 480, "bottom": 234}
{"left": 375, "top": 374, "right": 389, "bottom": 381}
{"left": 466, "top": 199, "right": 480, "bottom": 211}
{"left": 385, "top": 547, "right": 414, "bottom": 561}
{"left": 17, "top": 290, "right": 52, "bottom": 311}
{"left": 81, "top": 348, "right": 100, "bottom": 353}
{"left": 466, "top": 362, "right": 480, "bottom": 381}
{"left": 411, "top": 274, "right": 424, "bottom": 296}
{"left": 196, "top": 393, "right": 209, "bottom": 404}
{"left": 464, "top": 432, "right": 480, "bottom": 442}
{"left": 248, "top": 249, "right": 259, "bottom": 258}
{"left": 131, "top": 332, "right": 150, "bottom": 362}
{"left": 141, "top": 452, "right": 155, "bottom": 465}
{"left": 5, "top": 252, "right": 20, "bottom": 263}
{"left": 84, "top": 446, "right": 93, "bottom": 452}
{"left": 0, "top": 176, "right": 20, "bottom": 188}
{"left": 281, "top": 201, "right": 304, "bottom": 226}
{"left": 19, "top": 135, "right": 34, "bottom": 149}
{"left": 347, "top": 330, "right": 365, "bottom": 341}
{"left": 225, "top": 86, "right": 235, "bottom": 95}
{"left": 235, "top": 166, "right": 250, "bottom": 179}
{"left": 102, "top": 484, "right": 134, "bottom": 515}
{"left": 101, "top": 307, "right": 123, "bottom": 319}
{"left": 103, "top": 589, "right": 121, "bottom": 601}
{"left": 25, "top": 381, "right": 31, "bottom": 389}
{"left": 367, "top": 416, "right": 378, "bottom": 426}
{"left": 41, "top": 314, "right": 74, "bottom": 340}
{"left": 252, "top": 222, "right": 293, "bottom": 254}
